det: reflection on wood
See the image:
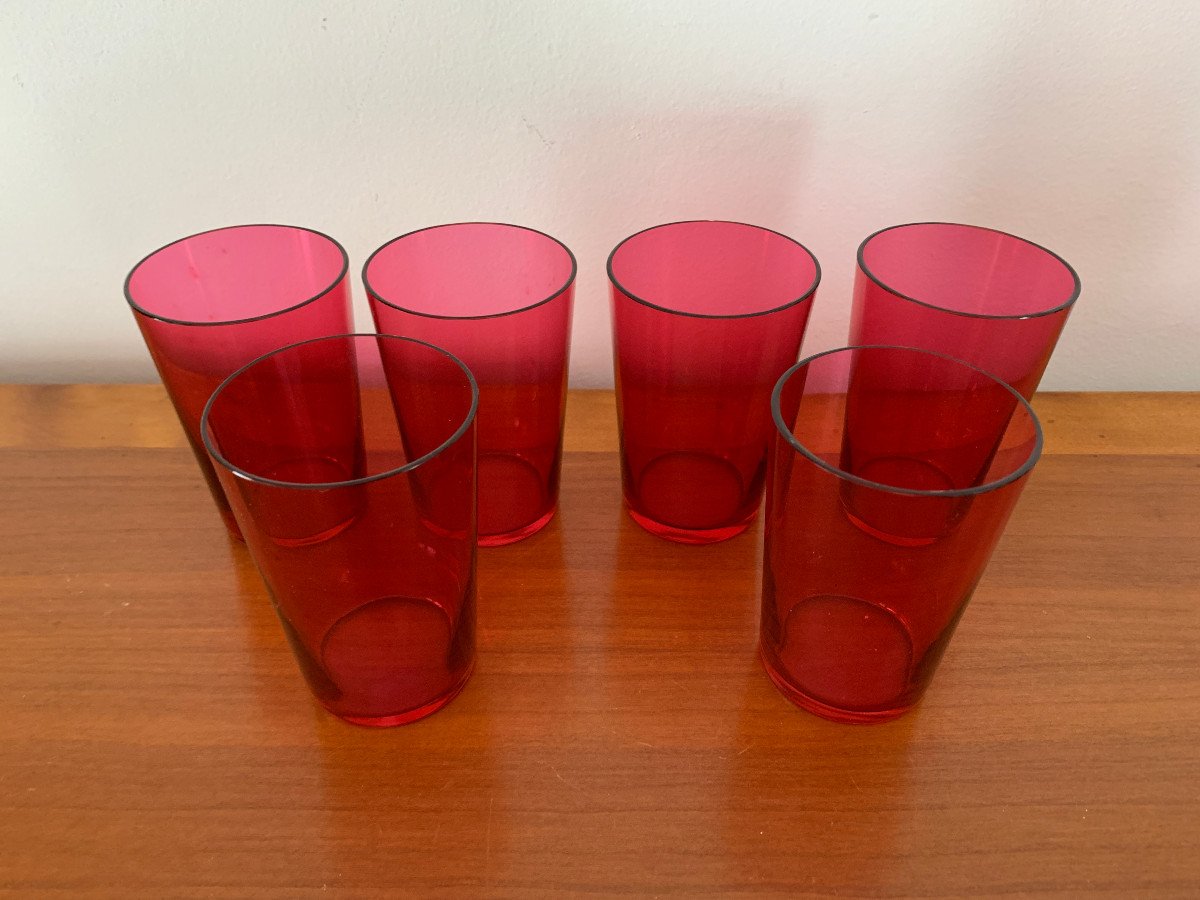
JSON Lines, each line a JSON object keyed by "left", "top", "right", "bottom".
{"left": 0, "top": 386, "right": 1197, "bottom": 895}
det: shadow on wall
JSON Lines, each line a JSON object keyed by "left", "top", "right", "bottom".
{"left": 945, "top": 6, "right": 1199, "bottom": 389}
{"left": 550, "top": 104, "right": 810, "bottom": 388}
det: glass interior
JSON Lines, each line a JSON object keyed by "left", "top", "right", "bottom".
{"left": 859, "top": 223, "right": 1078, "bottom": 318}
{"left": 364, "top": 223, "right": 575, "bottom": 318}
{"left": 126, "top": 224, "right": 348, "bottom": 324}
{"left": 773, "top": 345, "right": 1041, "bottom": 496}
{"left": 608, "top": 220, "right": 820, "bottom": 317}
{"left": 203, "top": 334, "right": 477, "bottom": 487}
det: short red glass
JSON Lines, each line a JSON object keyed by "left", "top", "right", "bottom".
{"left": 125, "top": 224, "right": 352, "bottom": 540}
{"left": 365, "top": 223, "right": 575, "bottom": 546}
{"left": 762, "top": 345, "right": 1042, "bottom": 723}
{"left": 608, "top": 220, "right": 821, "bottom": 543}
{"left": 852, "top": 222, "right": 1080, "bottom": 399}
{"left": 201, "top": 334, "right": 479, "bottom": 727}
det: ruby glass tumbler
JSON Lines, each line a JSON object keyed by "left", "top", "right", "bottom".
{"left": 365, "top": 223, "right": 575, "bottom": 546}
{"left": 852, "top": 222, "right": 1080, "bottom": 399}
{"left": 762, "top": 345, "right": 1042, "bottom": 723}
{"left": 608, "top": 220, "right": 820, "bottom": 543}
{"left": 201, "top": 334, "right": 479, "bottom": 727}
{"left": 125, "top": 224, "right": 352, "bottom": 540}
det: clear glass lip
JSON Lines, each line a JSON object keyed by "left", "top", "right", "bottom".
{"left": 201, "top": 333, "right": 479, "bottom": 491}
{"left": 771, "top": 344, "right": 1044, "bottom": 497}
{"left": 124, "top": 223, "right": 350, "bottom": 328}
{"left": 857, "top": 221, "right": 1081, "bottom": 322}
{"left": 607, "top": 219, "right": 822, "bottom": 320}
{"left": 363, "top": 222, "right": 578, "bottom": 321}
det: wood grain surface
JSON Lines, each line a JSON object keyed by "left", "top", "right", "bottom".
{"left": 1, "top": 385, "right": 1197, "bottom": 897}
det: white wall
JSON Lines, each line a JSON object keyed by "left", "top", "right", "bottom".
{"left": 2, "top": 0, "right": 1197, "bottom": 388}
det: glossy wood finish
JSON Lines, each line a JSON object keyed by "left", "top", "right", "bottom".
{"left": 1, "top": 386, "right": 1198, "bottom": 897}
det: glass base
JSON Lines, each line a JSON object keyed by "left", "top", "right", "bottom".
{"left": 323, "top": 660, "right": 474, "bottom": 728}
{"left": 626, "top": 504, "right": 755, "bottom": 544}
{"left": 478, "top": 505, "right": 556, "bottom": 547}
{"left": 759, "top": 647, "right": 914, "bottom": 724}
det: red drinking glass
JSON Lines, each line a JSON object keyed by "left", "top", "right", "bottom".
{"left": 762, "top": 345, "right": 1042, "bottom": 723}
{"left": 608, "top": 220, "right": 821, "bottom": 543}
{"left": 125, "top": 224, "right": 352, "bottom": 540}
{"left": 852, "top": 222, "right": 1080, "bottom": 399}
{"left": 201, "top": 334, "right": 479, "bottom": 726}
{"left": 365, "top": 223, "right": 575, "bottom": 546}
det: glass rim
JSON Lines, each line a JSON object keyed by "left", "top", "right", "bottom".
{"left": 770, "top": 343, "right": 1044, "bottom": 498}
{"left": 201, "top": 333, "right": 479, "bottom": 491}
{"left": 363, "top": 222, "right": 578, "bottom": 321}
{"left": 857, "top": 221, "right": 1081, "bottom": 321}
{"left": 607, "top": 219, "right": 822, "bottom": 320}
{"left": 124, "top": 224, "right": 350, "bottom": 328}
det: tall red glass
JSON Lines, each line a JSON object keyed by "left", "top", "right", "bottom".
{"left": 125, "top": 224, "right": 352, "bottom": 540}
{"left": 201, "top": 334, "right": 479, "bottom": 727}
{"left": 852, "top": 222, "right": 1080, "bottom": 398}
{"left": 608, "top": 220, "right": 820, "bottom": 543}
{"left": 763, "top": 345, "right": 1042, "bottom": 723}
{"left": 365, "top": 223, "right": 575, "bottom": 546}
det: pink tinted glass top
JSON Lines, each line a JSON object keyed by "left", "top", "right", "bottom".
{"left": 364, "top": 223, "right": 575, "bottom": 318}
{"left": 859, "top": 223, "right": 1077, "bottom": 318}
{"left": 126, "top": 224, "right": 348, "bottom": 323}
{"left": 609, "top": 220, "right": 819, "bottom": 317}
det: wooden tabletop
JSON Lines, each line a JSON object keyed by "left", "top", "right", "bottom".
{"left": 2, "top": 386, "right": 1198, "bottom": 897}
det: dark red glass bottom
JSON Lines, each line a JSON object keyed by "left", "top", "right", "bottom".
{"left": 759, "top": 647, "right": 914, "bottom": 724}
{"left": 478, "top": 506, "right": 557, "bottom": 547}
{"left": 758, "top": 589, "right": 962, "bottom": 724}
{"left": 275, "top": 571, "right": 476, "bottom": 726}
{"left": 239, "top": 456, "right": 477, "bottom": 727}
{"left": 324, "top": 660, "right": 474, "bottom": 727}
{"left": 760, "top": 481, "right": 977, "bottom": 723}
{"left": 621, "top": 447, "right": 766, "bottom": 544}
{"left": 476, "top": 450, "right": 557, "bottom": 546}
{"left": 626, "top": 504, "right": 756, "bottom": 544}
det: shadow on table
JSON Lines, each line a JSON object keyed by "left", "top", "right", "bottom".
{"left": 600, "top": 496, "right": 916, "bottom": 894}
{"left": 605, "top": 501, "right": 762, "bottom": 670}
{"left": 719, "top": 669, "right": 917, "bottom": 894}
{"left": 477, "top": 505, "right": 573, "bottom": 658}
{"left": 299, "top": 517, "right": 570, "bottom": 893}
{"left": 310, "top": 670, "right": 505, "bottom": 893}
{"left": 225, "top": 534, "right": 326, "bottom": 730}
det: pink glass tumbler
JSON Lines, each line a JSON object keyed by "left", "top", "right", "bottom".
{"left": 762, "top": 345, "right": 1042, "bottom": 723}
{"left": 202, "top": 334, "right": 479, "bottom": 726}
{"left": 608, "top": 220, "right": 821, "bottom": 543}
{"left": 365, "top": 223, "right": 576, "bottom": 546}
{"left": 852, "top": 222, "right": 1080, "bottom": 399}
{"left": 125, "top": 224, "right": 352, "bottom": 540}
